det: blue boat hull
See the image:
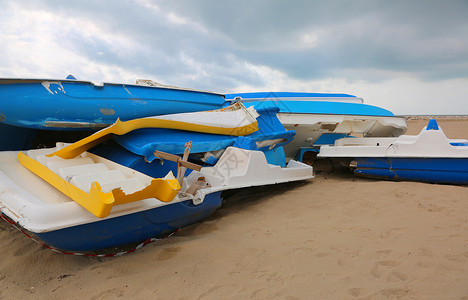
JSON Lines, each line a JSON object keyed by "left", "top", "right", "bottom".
{"left": 34, "top": 192, "right": 223, "bottom": 252}
{"left": 225, "top": 92, "right": 396, "bottom": 117}
{"left": 0, "top": 123, "right": 37, "bottom": 151}
{"left": 225, "top": 92, "right": 406, "bottom": 161}
{"left": 0, "top": 79, "right": 225, "bottom": 130}
{"left": 354, "top": 157, "right": 468, "bottom": 184}
{"left": 0, "top": 123, "right": 97, "bottom": 151}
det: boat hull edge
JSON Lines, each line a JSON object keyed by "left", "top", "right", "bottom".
{"left": 33, "top": 192, "right": 222, "bottom": 252}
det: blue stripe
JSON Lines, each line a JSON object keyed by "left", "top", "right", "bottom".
{"left": 354, "top": 157, "right": 468, "bottom": 184}
{"left": 240, "top": 100, "right": 394, "bottom": 116}
{"left": 225, "top": 92, "right": 356, "bottom": 99}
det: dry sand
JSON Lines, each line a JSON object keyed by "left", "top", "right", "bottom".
{"left": 1, "top": 117, "right": 468, "bottom": 299}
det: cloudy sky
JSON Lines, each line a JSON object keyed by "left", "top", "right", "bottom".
{"left": 1, "top": 0, "right": 467, "bottom": 114}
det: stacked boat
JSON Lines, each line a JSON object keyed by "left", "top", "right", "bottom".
{"left": 4, "top": 76, "right": 461, "bottom": 253}
{"left": 0, "top": 78, "right": 314, "bottom": 252}
{"left": 225, "top": 92, "right": 407, "bottom": 161}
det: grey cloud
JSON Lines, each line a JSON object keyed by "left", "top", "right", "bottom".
{"left": 2, "top": 0, "right": 468, "bottom": 91}
{"left": 158, "top": 0, "right": 468, "bottom": 82}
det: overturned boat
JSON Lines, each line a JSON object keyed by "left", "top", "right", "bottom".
{"left": 318, "top": 119, "right": 468, "bottom": 185}
{"left": 225, "top": 92, "right": 407, "bottom": 161}
{"left": 0, "top": 77, "right": 225, "bottom": 130}
{"left": 109, "top": 104, "right": 295, "bottom": 169}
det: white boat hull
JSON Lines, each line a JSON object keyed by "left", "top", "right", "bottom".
{"left": 279, "top": 113, "right": 407, "bottom": 160}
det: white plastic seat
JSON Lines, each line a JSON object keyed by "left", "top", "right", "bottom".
{"left": 70, "top": 170, "right": 127, "bottom": 193}
{"left": 57, "top": 163, "right": 109, "bottom": 182}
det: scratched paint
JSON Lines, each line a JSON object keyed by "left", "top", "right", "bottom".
{"left": 123, "top": 85, "right": 132, "bottom": 95}
{"left": 41, "top": 82, "right": 66, "bottom": 95}
{"left": 99, "top": 108, "right": 116, "bottom": 115}
{"left": 44, "top": 120, "right": 109, "bottom": 128}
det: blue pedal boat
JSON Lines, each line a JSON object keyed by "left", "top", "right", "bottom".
{"left": 108, "top": 105, "right": 295, "bottom": 171}
{"left": 318, "top": 119, "right": 468, "bottom": 185}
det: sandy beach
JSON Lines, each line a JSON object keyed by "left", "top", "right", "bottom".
{"left": 1, "top": 117, "right": 468, "bottom": 299}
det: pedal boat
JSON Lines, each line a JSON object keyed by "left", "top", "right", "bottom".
{"left": 318, "top": 119, "right": 468, "bottom": 184}
{"left": 0, "top": 104, "right": 313, "bottom": 252}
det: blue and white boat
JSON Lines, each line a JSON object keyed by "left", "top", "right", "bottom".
{"left": 0, "top": 78, "right": 225, "bottom": 130}
{"left": 0, "top": 105, "right": 313, "bottom": 252}
{"left": 0, "top": 145, "right": 312, "bottom": 252}
{"left": 225, "top": 92, "right": 407, "bottom": 161}
{"left": 318, "top": 119, "right": 468, "bottom": 184}
{"left": 0, "top": 147, "right": 223, "bottom": 252}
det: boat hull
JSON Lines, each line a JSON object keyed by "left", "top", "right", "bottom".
{"left": 0, "top": 123, "right": 37, "bottom": 151}
{"left": 0, "top": 79, "right": 225, "bottom": 130}
{"left": 0, "top": 147, "right": 223, "bottom": 251}
{"left": 225, "top": 93, "right": 407, "bottom": 161}
{"left": 354, "top": 157, "right": 468, "bottom": 184}
{"left": 318, "top": 119, "right": 468, "bottom": 185}
{"left": 0, "top": 146, "right": 313, "bottom": 252}
{"left": 112, "top": 106, "right": 295, "bottom": 167}
{"left": 33, "top": 192, "right": 222, "bottom": 252}
{"left": 279, "top": 113, "right": 406, "bottom": 160}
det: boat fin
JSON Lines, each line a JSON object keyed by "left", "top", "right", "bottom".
{"left": 17, "top": 152, "right": 181, "bottom": 218}
{"left": 426, "top": 119, "right": 439, "bottom": 130}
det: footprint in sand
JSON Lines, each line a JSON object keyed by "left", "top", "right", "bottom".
{"left": 92, "top": 287, "right": 127, "bottom": 299}
{"left": 347, "top": 288, "right": 367, "bottom": 297}
{"left": 181, "top": 222, "right": 219, "bottom": 237}
{"left": 13, "top": 244, "right": 38, "bottom": 257}
{"left": 444, "top": 254, "right": 465, "bottom": 262}
{"left": 376, "top": 249, "right": 392, "bottom": 259}
{"left": 392, "top": 271, "right": 408, "bottom": 281}
{"left": 417, "top": 203, "right": 443, "bottom": 212}
{"left": 416, "top": 260, "right": 432, "bottom": 268}
{"left": 371, "top": 263, "right": 381, "bottom": 278}
{"left": 156, "top": 246, "right": 182, "bottom": 261}
{"left": 417, "top": 247, "right": 433, "bottom": 257}
{"left": 379, "top": 288, "right": 410, "bottom": 297}
{"left": 378, "top": 260, "right": 400, "bottom": 267}
{"left": 256, "top": 271, "right": 283, "bottom": 283}
{"left": 371, "top": 261, "right": 405, "bottom": 281}
{"left": 380, "top": 227, "right": 405, "bottom": 239}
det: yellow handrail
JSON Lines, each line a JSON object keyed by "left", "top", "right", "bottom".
{"left": 18, "top": 152, "right": 181, "bottom": 218}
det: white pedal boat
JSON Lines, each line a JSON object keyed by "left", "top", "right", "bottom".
{"left": 0, "top": 145, "right": 312, "bottom": 252}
